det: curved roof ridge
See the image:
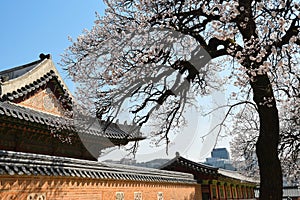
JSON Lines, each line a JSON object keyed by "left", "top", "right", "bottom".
{"left": 0, "top": 101, "right": 139, "bottom": 141}
{"left": 218, "top": 168, "right": 259, "bottom": 183}
{"left": 0, "top": 60, "right": 42, "bottom": 80}
{"left": 0, "top": 150, "right": 196, "bottom": 183}
{"left": 0, "top": 54, "right": 74, "bottom": 102}
{"left": 160, "top": 155, "right": 218, "bottom": 171}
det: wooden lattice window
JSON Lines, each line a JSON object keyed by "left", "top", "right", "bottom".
{"left": 134, "top": 192, "right": 142, "bottom": 200}
{"left": 116, "top": 192, "right": 125, "bottom": 200}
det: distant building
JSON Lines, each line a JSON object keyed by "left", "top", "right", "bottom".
{"left": 104, "top": 158, "right": 170, "bottom": 169}
{"left": 120, "top": 157, "right": 137, "bottom": 165}
{"left": 135, "top": 158, "right": 170, "bottom": 168}
{"left": 211, "top": 148, "right": 229, "bottom": 159}
{"left": 205, "top": 148, "right": 236, "bottom": 171}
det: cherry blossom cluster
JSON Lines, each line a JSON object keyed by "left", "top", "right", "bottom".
{"left": 61, "top": 0, "right": 300, "bottom": 150}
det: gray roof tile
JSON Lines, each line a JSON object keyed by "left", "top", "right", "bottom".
{"left": 0, "top": 60, "right": 42, "bottom": 81}
{"left": 0, "top": 101, "right": 143, "bottom": 142}
{"left": 1, "top": 70, "right": 58, "bottom": 102}
{"left": 0, "top": 150, "right": 196, "bottom": 184}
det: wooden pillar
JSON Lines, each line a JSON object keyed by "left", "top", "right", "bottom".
{"left": 210, "top": 184, "right": 218, "bottom": 200}
{"left": 217, "top": 182, "right": 226, "bottom": 200}
{"left": 231, "top": 184, "right": 237, "bottom": 199}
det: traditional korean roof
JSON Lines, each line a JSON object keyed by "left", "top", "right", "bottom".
{"left": 0, "top": 54, "right": 72, "bottom": 107}
{"left": 282, "top": 186, "right": 300, "bottom": 198}
{"left": 218, "top": 168, "right": 259, "bottom": 184}
{"left": 0, "top": 150, "right": 196, "bottom": 184}
{"left": 0, "top": 54, "right": 144, "bottom": 160}
{"left": 0, "top": 101, "right": 137, "bottom": 140}
{"left": 160, "top": 154, "right": 219, "bottom": 181}
{"left": 255, "top": 186, "right": 300, "bottom": 198}
{"left": 160, "top": 154, "right": 257, "bottom": 185}
{"left": 0, "top": 59, "right": 42, "bottom": 81}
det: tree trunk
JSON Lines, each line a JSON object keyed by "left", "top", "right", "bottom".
{"left": 251, "top": 74, "right": 283, "bottom": 199}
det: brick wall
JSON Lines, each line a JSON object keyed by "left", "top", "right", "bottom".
{"left": 0, "top": 175, "right": 201, "bottom": 200}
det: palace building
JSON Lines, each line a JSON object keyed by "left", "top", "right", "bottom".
{"left": 161, "top": 154, "right": 257, "bottom": 200}
{"left": 0, "top": 54, "right": 145, "bottom": 160}
{"left": 0, "top": 54, "right": 257, "bottom": 199}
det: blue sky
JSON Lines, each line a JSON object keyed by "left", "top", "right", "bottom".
{"left": 0, "top": 0, "right": 105, "bottom": 86}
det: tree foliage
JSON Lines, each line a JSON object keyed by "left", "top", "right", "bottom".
{"left": 230, "top": 104, "right": 300, "bottom": 185}
{"left": 62, "top": 0, "right": 300, "bottom": 198}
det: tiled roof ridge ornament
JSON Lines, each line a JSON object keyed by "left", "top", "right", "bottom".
{"left": 0, "top": 54, "right": 74, "bottom": 104}
{"left": 113, "top": 119, "right": 143, "bottom": 139}
{"left": 39, "top": 53, "right": 51, "bottom": 60}
{"left": 0, "top": 75, "right": 9, "bottom": 83}
{"left": 0, "top": 54, "right": 51, "bottom": 84}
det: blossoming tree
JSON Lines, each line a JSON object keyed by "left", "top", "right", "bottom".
{"left": 230, "top": 104, "right": 300, "bottom": 186}
{"left": 62, "top": 0, "right": 300, "bottom": 198}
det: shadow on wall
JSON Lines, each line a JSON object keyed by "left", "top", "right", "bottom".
{"left": 0, "top": 177, "right": 63, "bottom": 200}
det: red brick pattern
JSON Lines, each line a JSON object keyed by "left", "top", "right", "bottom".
{"left": 0, "top": 175, "right": 200, "bottom": 200}
{"left": 19, "top": 88, "right": 64, "bottom": 117}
